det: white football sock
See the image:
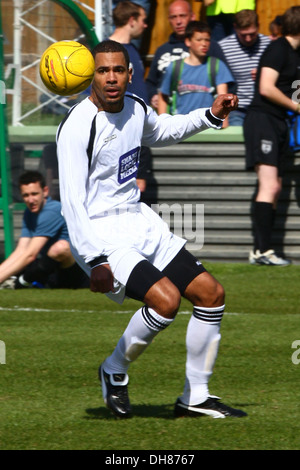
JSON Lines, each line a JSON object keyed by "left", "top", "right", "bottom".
{"left": 181, "top": 305, "right": 224, "bottom": 405}
{"left": 103, "top": 306, "right": 174, "bottom": 375}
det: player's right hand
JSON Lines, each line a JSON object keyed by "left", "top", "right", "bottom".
{"left": 211, "top": 94, "right": 239, "bottom": 120}
{"left": 90, "top": 263, "right": 114, "bottom": 293}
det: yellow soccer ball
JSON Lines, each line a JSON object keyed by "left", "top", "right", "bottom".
{"left": 39, "top": 40, "right": 94, "bottom": 96}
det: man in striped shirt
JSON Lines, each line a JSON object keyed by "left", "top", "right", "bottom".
{"left": 218, "top": 9, "right": 270, "bottom": 125}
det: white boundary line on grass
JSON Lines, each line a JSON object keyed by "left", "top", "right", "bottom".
{"left": 3, "top": 306, "right": 299, "bottom": 316}
{"left": 0, "top": 306, "right": 241, "bottom": 315}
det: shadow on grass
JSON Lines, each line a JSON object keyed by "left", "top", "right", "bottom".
{"left": 85, "top": 403, "right": 175, "bottom": 420}
{"left": 85, "top": 402, "right": 253, "bottom": 420}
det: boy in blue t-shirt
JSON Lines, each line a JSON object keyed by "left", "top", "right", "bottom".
{"left": 0, "top": 171, "right": 88, "bottom": 289}
{"left": 158, "top": 21, "right": 234, "bottom": 127}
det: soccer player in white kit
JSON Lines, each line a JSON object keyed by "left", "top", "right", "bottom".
{"left": 57, "top": 40, "right": 246, "bottom": 419}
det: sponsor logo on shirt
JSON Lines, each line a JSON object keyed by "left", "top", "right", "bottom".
{"left": 104, "top": 134, "right": 117, "bottom": 144}
{"left": 118, "top": 147, "right": 140, "bottom": 184}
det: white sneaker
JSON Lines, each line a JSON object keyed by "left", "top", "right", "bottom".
{"left": 249, "top": 250, "right": 258, "bottom": 265}
{"left": 0, "top": 276, "right": 17, "bottom": 289}
{"left": 255, "top": 250, "right": 291, "bottom": 266}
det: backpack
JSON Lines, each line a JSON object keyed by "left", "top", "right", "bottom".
{"left": 287, "top": 111, "right": 300, "bottom": 153}
{"left": 168, "top": 56, "right": 220, "bottom": 115}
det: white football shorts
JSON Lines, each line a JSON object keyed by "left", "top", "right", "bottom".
{"left": 72, "top": 202, "right": 186, "bottom": 304}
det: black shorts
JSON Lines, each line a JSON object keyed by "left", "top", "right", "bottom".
{"left": 243, "top": 110, "right": 290, "bottom": 177}
{"left": 125, "top": 247, "right": 206, "bottom": 301}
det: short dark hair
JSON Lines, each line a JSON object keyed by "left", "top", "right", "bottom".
{"left": 281, "top": 6, "right": 300, "bottom": 36}
{"left": 112, "top": 1, "right": 143, "bottom": 28}
{"left": 19, "top": 171, "right": 46, "bottom": 188}
{"left": 234, "top": 9, "right": 258, "bottom": 29}
{"left": 91, "top": 40, "right": 130, "bottom": 68}
{"left": 184, "top": 21, "right": 211, "bottom": 40}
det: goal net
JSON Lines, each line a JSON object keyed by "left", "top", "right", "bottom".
{"left": 3, "top": 0, "right": 111, "bottom": 126}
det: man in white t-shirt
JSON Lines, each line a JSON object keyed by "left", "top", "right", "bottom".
{"left": 57, "top": 39, "right": 246, "bottom": 420}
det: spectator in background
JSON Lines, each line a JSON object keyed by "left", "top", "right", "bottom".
{"left": 218, "top": 9, "right": 270, "bottom": 126}
{"left": 109, "top": 1, "right": 156, "bottom": 204}
{"left": 0, "top": 171, "right": 89, "bottom": 289}
{"left": 146, "top": 0, "right": 226, "bottom": 111}
{"left": 158, "top": 21, "right": 234, "bottom": 129}
{"left": 111, "top": 0, "right": 151, "bottom": 49}
{"left": 112, "top": 0, "right": 150, "bottom": 15}
{"left": 244, "top": 6, "right": 300, "bottom": 266}
{"left": 204, "top": 0, "right": 256, "bottom": 41}
{"left": 268, "top": 15, "right": 282, "bottom": 41}
{"left": 110, "top": 1, "right": 148, "bottom": 100}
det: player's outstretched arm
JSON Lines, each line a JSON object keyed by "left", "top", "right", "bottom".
{"left": 144, "top": 93, "right": 239, "bottom": 148}
{"left": 211, "top": 94, "right": 239, "bottom": 121}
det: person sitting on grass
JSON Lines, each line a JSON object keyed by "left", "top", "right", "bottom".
{"left": 0, "top": 171, "right": 89, "bottom": 289}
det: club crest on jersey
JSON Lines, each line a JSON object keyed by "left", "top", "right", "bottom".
{"left": 118, "top": 147, "right": 140, "bottom": 184}
{"left": 261, "top": 139, "right": 273, "bottom": 154}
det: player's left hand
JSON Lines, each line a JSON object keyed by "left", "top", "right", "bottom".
{"left": 211, "top": 94, "right": 239, "bottom": 120}
{"left": 90, "top": 263, "right": 114, "bottom": 293}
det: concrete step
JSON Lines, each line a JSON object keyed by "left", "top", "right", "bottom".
{"left": 151, "top": 143, "right": 246, "bottom": 156}
{"left": 159, "top": 211, "right": 300, "bottom": 226}
{"left": 151, "top": 186, "right": 299, "bottom": 202}
{"left": 198, "top": 231, "right": 300, "bottom": 244}
{"left": 151, "top": 199, "right": 300, "bottom": 215}
{"left": 186, "top": 244, "right": 300, "bottom": 263}
{"left": 155, "top": 186, "right": 257, "bottom": 200}
{"left": 153, "top": 158, "right": 246, "bottom": 171}
{"left": 154, "top": 172, "right": 257, "bottom": 185}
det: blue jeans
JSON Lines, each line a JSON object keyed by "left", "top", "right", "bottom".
{"left": 229, "top": 110, "right": 247, "bottom": 126}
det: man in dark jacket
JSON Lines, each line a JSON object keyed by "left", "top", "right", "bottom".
{"left": 146, "top": 0, "right": 226, "bottom": 110}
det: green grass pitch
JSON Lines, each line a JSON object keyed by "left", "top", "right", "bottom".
{"left": 1, "top": 262, "right": 300, "bottom": 450}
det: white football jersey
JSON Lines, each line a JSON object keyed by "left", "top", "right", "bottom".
{"left": 57, "top": 94, "right": 221, "bottom": 266}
